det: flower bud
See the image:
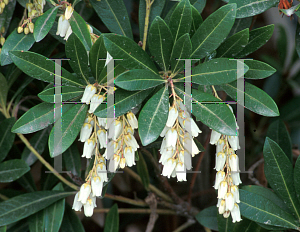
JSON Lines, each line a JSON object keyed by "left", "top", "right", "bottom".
{"left": 28, "top": 23, "right": 34, "bottom": 33}
{"left": 87, "top": 24, "right": 93, "bottom": 33}
{"left": 166, "top": 106, "right": 178, "bottom": 127}
{"left": 79, "top": 123, "right": 93, "bottom": 142}
{"left": 78, "top": 183, "right": 91, "bottom": 204}
{"left": 82, "top": 138, "right": 95, "bottom": 159}
{"left": 0, "top": 36, "right": 5, "bottom": 46}
{"left": 24, "top": 26, "right": 29, "bottom": 35}
{"left": 72, "top": 192, "right": 82, "bottom": 211}
{"left": 215, "top": 152, "right": 226, "bottom": 171}
{"left": 218, "top": 181, "right": 227, "bottom": 199}
{"left": 65, "top": 5, "right": 74, "bottom": 20}
{"left": 81, "top": 84, "right": 97, "bottom": 103}
{"left": 89, "top": 94, "right": 104, "bottom": 113}
{"left": 97, "top": 129, "right": 107, "bottom": 149}
{"left": 231, "top": 204, "right": 242, "bottom": 223}
{"left": 91, "top": 176, "right": 104, "bottom": 197}
{"left": 83, "top": 198, "right": 94, "bottom": 217}
{"left": 124, "top": 146, "right": 135, "bottom": 167}
{"left": 120, "top": 157, "right": 126, "bottom": 169}
{"left": 31, "top": 9, "right": 37, "bottom": 16}
{"left": 1, "top": 26, "right": 5, "bottom": 33}
{"left": 3, "top": 0, "right": 8, "bottom": 5}
{"left": 210, "top": 130, "right": 221, "bottom": 145}
{"left": 0, "top": 2, "right": 5, "bottom": 9}
{"left": 127, "top": 112, "right": 138, "bottom": 129}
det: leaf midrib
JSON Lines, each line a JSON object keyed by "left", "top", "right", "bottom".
{"left": 36, "top": 7, "right": 58, "bottom": 40}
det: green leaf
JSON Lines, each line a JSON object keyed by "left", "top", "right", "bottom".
{"left": 296, "top": 23, "right": 300, "bottom": 59}
{"left": 63, "top": 143, "right": 81, "bottom": 176}
{"left": 21, "top": 128, "right": 50, "bottom": 166}
{"left": 69, "top": 11, "right": 92, "bottom": 51}
{"left": 235, "top": 24, "right": 274, "bottom": 58}
{"left": 266, "top": 120, "right": 292, "bottom": 162}
{"left": 49, "top": 104, "right": 88, "bottom": 157}
{"left": 115, "top": 69, "right": 165, "bottom": 91}
{"left": 233, "top": 218, "right": 267, "bottom": 232}
{"left": 263, "top": 137, "right": 300, "bottom": 220}
{"left": 1, "top": 29, "right": 35, "bottom": 66}
{"left": 65, "top": 34, "right": 89, "bottom": 85}
{"left": 169, "top": 0, "right": 192, "bottom": 42}
{"left": 9, "top": 51, "right": 85, "bottom": 87}
{"left": 38, "top": 86, "right": 84, "bottom": 103}
{"left": 228, "top": 0, "right": 278, "bottom": 18}
{"left": 190, "top": 0, "right": 206, "bottom": 13}
{"left": 192, "top": 58, "right": 249, "bottom": 85}
{"left": 148, "top": 16, "right": 173, "bottom": 72}
{"left": 28, "top": 211, "right": 44, "bottom": 232}
{"left": 216, "top": 28, "right": 249, "bottom": 58}
{"left": 220, "top": 81, "right": 279, "bottom": 117}
{"left": 0, "top": 191, "right": 72, "bottom": 227}
{"left": 139, "top": 0, "right": 166, "bottom": 41}
{"left": 49, "top": 20, "right": 66, "bottom": 45}
{"left": 190, "top": 5, "right": 203, "bottom": 37}
{"left": 170, "top": 33, "right": 192, "bottom": 74}
{"left": 294, "top": 156, "right": 300, "bottom": 202}
{"left": 0, "top": 73, "right": 8, "bottom": 108}
{"left": 60, "top": 203, "right": 84, "bottom": 232}
{"left": 195, "top": 206, "right": 218, "bottom": 231}
{"left": 104, "top": 204, "right": 119, "bottom": 232}
{"left": 12, "top": 103, "right": 73, "bottom": 134}
{"left": 137, "top": 152, "right": 150, "bottom": 190}
{"left": 0, "top": 118, "right": 15, "bottom": 162}
{"left": 277, "top": 25, "right": 287, "bottom": 65}
{"left": 239, "top": 189, "right": 300, "bottom": 230}
{"left": 33, "top": 6, "right": 59, "bottom": 42}
{"left": 217, "top": 212, "right": 234, "bottom": 232}
{"left": 89, "top": 35, "right": 107, "bottom": 82}
{"left": 102, "top": 34, "right": 158, "bottom": 74}
{"left": 138, "top": 86, "right": 169, "bottom": 146}
{"left": 0, "top": 159, "right": 30, "bottom": 183}
{"left": 94, "top": 88, "right": 152, "bottom": 118}
{"left": 228, "top": 17, "right": 252, "bottom": 37}
{"left": 244, "top": 60, "right": 276, "bottom": 79}
{"left": 90, "top": 0, "right": 132, "bottom": 39}
{"left": 191, "top": 4, "right": 236, "bottom": 59}
{"left": 0, "top": 226, "right": 5, "bottom": 232}
{"left": 98, "top": 62, "right": 126, "bottom": 85}
{"left": 17, "top": 172, "right": 37, "bottom": 192}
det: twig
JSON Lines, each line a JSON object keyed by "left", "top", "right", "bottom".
{"left": 249, "top": 15, "right": 258, "bottom": 31}
{"left": 142, "top": 0, "right": 154, "bottom": 50}
{"left": 88, "top": 208, "right": 177, "bottom": 215}
{"left": 172, "top": 219, "right": 196, "bottom": 232}
{"left": 248, "top": 158, "right": 264, "bottom": 187}
{"left": 145, "top": 193, "right": 158, "bottom": 232}
{"left": 104, "top": 193, "right": 148, "bottom": 207}
{"left": 0, "top": 194, "right": 9, "bottom": 201}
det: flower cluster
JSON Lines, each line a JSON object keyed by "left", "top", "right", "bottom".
{"left": 56, "top": 6, "right": 74, "bottom": 41}
{"left": 160, "top": 99, "right": 201, "bottom": 181}
{"left": 0, "top": 27, "right": 5, "bottom": 53}
{"left": 0, "top": 0, "right": 8, "bottom": 14}
{"left": 210, "top": 113, "right": 242, "bottom": 223}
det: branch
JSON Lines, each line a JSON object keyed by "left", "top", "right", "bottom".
{"left": 142, "top": 0, "right": 154, "bottom": 50}
{"left": 173, "top": 219, "right": 196, "bottom": 232}
{"left": 104, "top": 193, "right": 148, "bottom": 207}
{"left": 90, "top": 208, "right": 177, "bottom": 215}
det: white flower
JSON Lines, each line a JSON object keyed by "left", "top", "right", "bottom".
{"left": 78, "top": 183, "right": 91, "bottom": 204}
{"left": 229, "top": 154, "right": 239, "bottom": 172}
{"left": 119, "top": 157, "right": 126, "bottom": 169}
{"left": 218, "top": 181, "right": 227, "bottom": 199}
{"left": 228, "top": 135, "right": 240, "bottom": 151}
{"left": 210, "top": 130, "right": 221, "bottom": 145}
{"left": 72, "top": 192, "right": 82, "bottom": 211}
{"left": 105, "top": 52, "right": 113, "bottom": 66}
{"left": 81, "top": 84, "right": 97, "bottom": 104}
{"left": 108, "top": 154, "right": 120, "bottom": 172}
{"left": 214, "top": 171, "right": 225, "bottom": 189}
{"left": 162, "top": 158, "right": 177, "bottom": 178}
{"left": 175, "top": 162, "right": 186, "bottom": 182}
{"left": 231, "top": 204, "right": 242, "bottom": 223}
{"left": 159, "top": 147, "right": 174, "bottom": 165}
{"left": 60, "top": 18, "right": 70, "bottom": 37}
{"left": 231, "top": 185, "right": 240, "bottom": 203}
{"left": 89, "top": 94, "right": 105, "bottom": 113}
{"left": 108, "top": 119, "right": 122, "bottom": 140}
{"left": 181, "top": 133, "right": 199, "bottom": 157}
{"left": 166, "top": 106, "right": 178, "bottom": 127}
{"left": 124, "top": 133, "right": 139, "bottom": 151}
{"left": 182, "top": 150, "right": 192, "bottom": 170}
{"left": 82, "top": 138, "right": 95, "bottom": 158}
{"left": 90, "top": 194, "right": 97, "bottom": 207}
{"left": 79, "top": 123, "right": 93, "bottom": 142}
{"left": 127, "top": 112, "right": 138, "bottom": 129}
{"left": 97, "top": 129, "right": 107, "bottom": 148}
{"left": 124, "top": 146, "right": 135, "bottom": 167}
{"left": 56, "top": 15, "right": 64, "bottom": 35}
{"left": 165, "top": 128, "right": 177, "bottom": 149}
{"left": 190, "top": 118, "right": 202, "bottom": 137}
{"left": 231, "top": 172, "right": 242, "bottom": 185}
{"left": 64, "top": 25, "right": 72, "bottom": 40}
{"left": 91, "top": 176, "right": 103, "bottom": 197}
{"left": 97, "top": 117, "right": 107, "bottom": 128}
{"left": 216, "top": 139, "right": 225, "bottom": 153}
{"left": 218, "top": 199, "right": 226, "bottom": 214}
{"left": 126, "top": 126, "right": 134, "bottom": 134}
{"left": 160, "top": 126, "right": 170, "bottom": 137}
{"left": 160, "top": 137, "right": 166, "bottom": 151}
{"left": 225, "top": 193, "right": 235, "bottom": 211}
{"left": 84, "top": 198, "right": 94, "bottom": 217}
{"left": 215, "top": 152, "right": 226, "bottom": 171}
{"left": 96, "top": 162, "right": 108, "bottom": 182}
{"left": 65, "top": 6, "right": 74, "bottom": 20}
{"left": 223, "top": 211, "right": 230, "bottom": 218}
{"left": 178, "top": 114, "right": 201, "bottom": 137}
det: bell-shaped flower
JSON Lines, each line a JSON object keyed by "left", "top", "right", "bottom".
{"left": 210, "top": 130, "right": 222, "bottom": 145}
{"left": 159, "top": 147, "right": 174, "bottom": 165}
{"left": 223, "top": 211, "right": 230, "bottom": 218}
{"left": 160, "top": 126, "right": 169, "bottom": 137}
{"left": 72, "top": 192, "right": 82, "bottom": 211}
{"left": 64, "top": 25, "right": 72, "bottom": 40}
{"left": 231, "top": 203, "right": 242, "bottom": 223}
{"left": 214, "top": 171, "right": 225, "bottom": 189}
{"left": 175, "top": 161, "right": 186, "bottom": 182}
{"left": 59, "top": 17, "right": 70, "bottom": 37}
{"left": 124, "top": 133, "right": 139, "bottom": 151}
{"left": 215, "top": 152, "right": 226, "bottom": 171}
{"left": 97, "top": 117, "right": 107, "bottom": 128}
{"left": 127, "top": 112, "right": 138, "bottom": 129}
{"left": 79, "top": 123, "right": 93, "bottom": 142}
{"left": 231, "top": 172, "right": 242, "bottom": 185}
{"left": 229, "top": 154, "right": 239, "bottom": 172}
{"left": 82, "top": 138, "right": 95, "bottom": 159}
{"left": 89, "top": 94, "right": 105, "bottom": 113}
{"left": 90, "top": 194, "right": 97, "bottom": 207}
{"left": 231, "top": 185, "right": 240, "bottom": 203}
{"left": 126, "top": 126, "right": 134, "bottom": 134}
{"left": 56, "top": 15, "right": 64, "bottom": 35}
{"left": 216, "top": 139, "right": 225, "bottom": 153}
{"left": 179, "top": 115, "right": 201, "bottom": 137}
{"left": 228, "top": 135, "right": 240, "bottom": 151}
{"left": 97, "top": 129, "right": 107, "bottom": 148}
{"left": 165, "top": 128, "right": 177, "bottom": 149}
{"left": 91, "top": 176, "right": 103, "bottom": 197}
{"left": 119, "top": 157, "right": 126, "bottom": 169}
{"left": 218, "top": 181, "right": 228, "bottom": 199}
{"left": 84, "top": 198, "right": 95, "bottom": 217}
{"left": 108, "top": 154, "right": 120, "bottom": 172}
{"left": 225, "top": 192, "right": 235, "bottom": 211}
{"left": 181, "top": 133, "right": 199, "bottom": 157}
{"left": 81, "top": 84, "right": 97, "bottom": 104}
{"left": 96, "top": 162, "right": 108, "bottom": 182}
{"left": 64, "top": 5, "right": 74, "bottom": 20}
{"left": 162, "top": 158, "right": 177, "bottom": 178}
{"left": 124, "top": 146, "right": 135, "bottom": 167}
{"left": 166, "top": 106, "right": 178, "bottom": 127}
{"left": 78, "top": 183, "right": 91, "bottom": 204}
{"left": 179, "top": 150, "right": 192, "bottom": 170}
{"left": 108, "top": 119, "right": 122, "bottom": 140}
{"left": 218, "top": 199, "right": 226, "bottom": 214}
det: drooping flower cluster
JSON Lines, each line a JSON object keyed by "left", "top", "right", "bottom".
{"left": 211, "top": 107, "right": 242, "bottom": 223}
{"left": 56, "top": 6, "right": 74, "bottom": 41}
{"left": 160, "top": 99, "right": 201, "bottom": 181}
{"left": 0, "top": 0, "right": 8, "bottom": 14}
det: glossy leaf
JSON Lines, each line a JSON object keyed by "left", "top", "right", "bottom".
{"left": 89, "top": 35, "right": 107, "bottom": 82}
{"left": 170, "top": 33, "right": 192, "bottom": 75}
{"left": 0, "top": 118, "right": 15, "bottom": 162}
{"left": 217, "top": 212, "right": 234, "bottom": 232}
{"left": 0, "top": 73, "right": 8, "bottom": 108}
{"left": 190, "top": 0, "right": 206, "bottom": 13}
{"left": 233, "top": 218, "right": 267, "bottom": 232}
{"left": 0, "top": 191, "right": 72, "bottom": 226}
{"left": 49, "top": 104, "right": 88, "bottom": 157}
{"left": 69, "top": 11, "right": 92, "bottom": 51}
{"left": 228, "top": 0, "right": 278, "bottom": 18}
{"left": 192, "top": 58, "right": 249, "bottom": 85}
{"left": 137, "top": 152, "right": 150, "bottom": 190}
{"left": 244, "top": 60, "right": 276, "bottom": 79}
{"left": 148, "top": 16, "right": 173, "bottom": 72}
{"left": 195, "top": 206, "right": 218, "bottom": 231}
{"left": 1, "top": 29, "right": 35, "bottom": 66}
{"left": 9, "top": 51, "right": 85, "bottom": 87}
{"left": 239, "top": 189, "right": 299, "bottom": 230}
{"left": 296, "top": 23, "right": 300, "bottom": 59}
{"left": 139, "top": 86, "right": 169, "bottom": 146}
{"left": 220, "top": 81, "right": 279, "bottom": 117}
{"left": 90, "top": 0, "right": 132, "bottom": 39}
{"left": 98, "top": 62, "right": 126, "bottom": 85}
{"left": 191, "top": 4, "right": 236, "bottom": 59}
{"left": 216, "top": 28, "right": 249, "bottom": 58}
{"left": 28, "top": 211, "right": 44, "bottom": 232}
{"left": 263, "top": 137, "right": 300, "bottom": 220}
{"left": 38, "top": 86, "right": 84, "bottom": 103}
{"left": 190, "top": 5, "right": 203, "bottom": 37}
{"left": 115, "top": 69, "right": 165, "bottom": 91}
{"left": 104, "top": 204, "right": 119, "bottom": 232}
{"left": 0, "top": 0, "right": 16, "bottom": 38}
{"left": 294, "top": 156, "right": 300, "bottom": 201}
{"left": 235, "top": 25, "right": 274, "bottom": 58}
{"left": 139, "top": 0, "right": 166, "bottom": 40}
{"left": 21, "top": 128, "right": 50, "bottom": 166}
{"left": 277, "top": 25, "right": 287, "bottom": 65}
{"left": 12, "top": 103, "right": 72, "bottom": 134}
{"left": 60, "top": 203, "right": 84, "bottom": 232}
{"left": 63, "top": 143, "right": 81, "bottom": 176}
{"left": 175, "top": 86, "right": 237, "bottom": 136}
{"left": 34, "top": 6, "right": 59, "bottom": 42}
{"left": 17, "top": 172, "right": 37, "bottom": 192}
{"left": 94, "top": 88, "right": 152, "bottom": 118}
{"left": 49, "top": 20, "right": 66, "bottom": 45}
{"left": 169, "top": 0, "right": 192, "bottom": 42}
{"left": 0, "top": 159, "right": 30, "bottom": 183}
{"left": 228, "top": 17, "right": 252, "bottom": 37}
{"left": 65, "top": 33, "right": 89, "bottom": 84}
